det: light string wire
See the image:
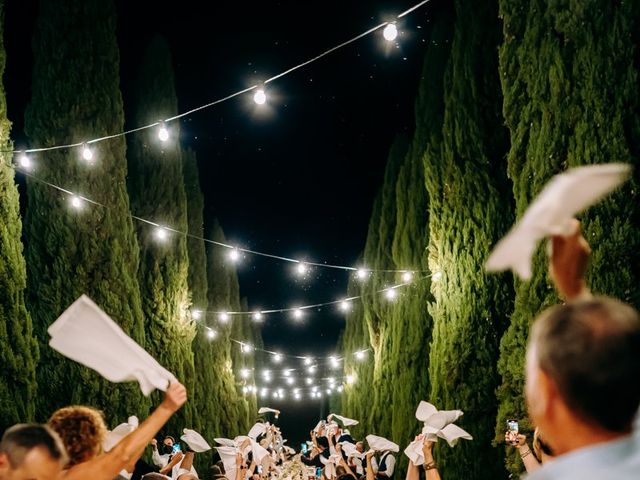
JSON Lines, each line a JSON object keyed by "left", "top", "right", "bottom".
{"left": 7, "top": 0, "right": 432, "bottom": 155}
{"left": 229, "top": 337, "right": 373, "bottom": 362}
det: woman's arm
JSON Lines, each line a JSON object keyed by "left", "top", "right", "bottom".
{"left": 61, "top": 382, "right": 187, "bottom": 480}
{"left": 422, "top": 442, "right": 441, "bottom": 480}
{"left": 366, "top": 452, "right": 375, "bottom": 480}
{"left": 405, "top": 460, "right": 419, "bottom": 480}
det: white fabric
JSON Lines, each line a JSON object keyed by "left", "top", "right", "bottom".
{"left": 327, "top": 414, "right": 359, "bottom": 426}
{"left": 214, "top": 438, "right": 237, "bottom": 447}
{"left": 258, "top": 407, "right": 280, "bottom": 415}
{"left": 151, "top": 449, "right": 170, "bottom": 468}
{"left": 172, "top": 454, "right": 197, "bottom": 479}
{"left": 216, "top": 446, "right": 238, "bottom": 480}
{"left": 48, "top": 295, "right": 176, "bottom": 395}
{"left": 366, "top": 435, "right": 399, "bottom": 453}
{"left": 103, "top": 415, "right": 138, "bottom": 452}
{"left": 181, "top": 428, "right": 211, "bottom": 453}
{"left": 340, "top": 442, "right": 364, "bottom": 460}
{"left": 486, "top": 163, "right": 632, "bottom": 279}
{"left": 313, "top": 420, "right": 325, "bottom": 433}
{"left": 248, "top": 422, "right": 267, "bottom": 439}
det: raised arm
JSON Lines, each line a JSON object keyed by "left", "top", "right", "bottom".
{"left": 550, "top": 219, "right": 592, "bottom": 301}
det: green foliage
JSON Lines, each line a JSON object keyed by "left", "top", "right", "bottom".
{"left": 127, "top": 35, "right": 195, "bottom": 430}
{"left": 23, "top": 0, "right": 149, "bottom": 423}
{"left": 0, "top": 0, "right": 39, "bottom": 434}
{"left": 496, "top": 0, "right": 640, "bottom": 474}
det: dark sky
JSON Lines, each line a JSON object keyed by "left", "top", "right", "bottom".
{"left": 4, "top": 0, "right": 441, "bottom": 443}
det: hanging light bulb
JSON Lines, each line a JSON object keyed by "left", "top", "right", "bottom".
{"left": 296, "top": 261, "right": 308, "bottom": 276}
{"left": 356, "top": 268, "right": 369, "bottom": 281}
{"left": 80, "top": 143, "right": 93, "bottom": 162}
{"left": 273, "top": 353, "right": 283, "bottom": 363}
{"left": 307, "top": 365, "right": 317, "bottom": 374}
{"left": 241, "top": 343, "right": 253, "bottom": 354}
{"left": 305, "top": 377, "right": 313, "bottom": 385}
{"left": 339, "top": 300, "right": 351, "bottom": 313}
{"left": 219, "top": 312, "right": 230, "bottom": 323}
{"left": 329, "top": 356, "right": 340, "bottom": 369}
{"left": 228, "top": 248, "right": 241, "bottom": 262}
{"left": 253, "top": 88, "right": 267, "bottom": 105}
{"left": 303, "top": 357, "right": 313, "bottom": 366}
{"left": 207, "top": 329, "right": 217, "bottom": 339}
{"left": 70, "top": 196, "right": 82, "bottom": 210}
{"left": 385, "top": 287, "right": 398, "bottom": 301}
{"left": 326, "top": 388, "right": 333, "bottom": 395}
{"left": 18, "top": 153, "right": 32, "bottom": 170}
{"left": 240, "top": 368, "right": 250, "bottom": 379}
{"left": 283, "top": 369, "right": 292, "bottom": 377}
{"left": 157, "top": 121, "right": 169, "bottom": 142}
{"left": 355, "top": 350, "right": 366, "bottom": 360}
{"left": 262, "top": 369, "right": 271, "bottom": 378}
{"left": 383, "top": 23, "right": 398, "bottom": 41}
{"left": 337, "top": 386, "right": 343, "bottom": 393}
{"left": 154, "top": 227, "right": 169, "bottom": 242}
{"left": 252, "top": 311, "right": 263, "bottom": 322}
{"left": 402, "top": 271, "right": 414, "bottom": 283}
{"left": 286, "top": 377, "right": 295, "bottom": 385}
{"left": 311, "top": 386, "right": 319, "bottom": 393}
{"left": 317, "top": 391, "right": 323, "bottom": 398}
{"left": 327, "top": 377, "right": 335, "bottom": 384}
{"left": 191, "top": 309, "right": 202, "bottom": 320}
{"left": 242, "top": 386, "right": 249, "bottom": 394}
{"left": 346, "top": 374, "right": 355, "bottom": 385}
{"left": 260, "top": 388, "right": 268, "bottom": 398}
{"left": 432, "top": 271, "right": 443, "bottom": 282}
{"left": 294, "top": 392, "right": 301, "bottom": 400}
{"left": 293, "top": 308, "right": 304, "bottom": 320}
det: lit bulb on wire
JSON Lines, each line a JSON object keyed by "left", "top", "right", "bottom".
{"left": 18, "top": 153, "right": 32, "bottom": 170}
{"left": 383, "top": 23, "right": 398, "bottom": 41}
{"left": 253, "top": 88, "right": 267, "bottom": 105}
{"left": 191, "top": 309, "right": 202, "bottom": 320}
{"left": 157, "top": 121, "right": 169, "bottom": 142}
{"left": 70, "top": 196, "right": 82, "bottom": 210}
{"left": 432, "top": 271, "right": 443, "bottom": 282}
{"left": 339, "top": 300, "right": 351, "bottom": 313}
{"left": 219, "top": 312, "right": 230, "bottom": 323}
{"left": 402, "top": 271, "right": 413, "bottom": 283}
{"left": 154, "top": 227, "right": 169, "bottom": 242}
{"left": 385, "top": 288, "right": 398, "bottom": 300}
{"left": 356, "top": 268, "right": 369, "bottom": 281}
{"left": 240, "top": 368, "right": 250, "bottom": 379}
{"left": 228, "top": 248, "right": 241, "bottom": 262}
{"left": 273, "top": 353, "right": 283, "bottom": 363}
{"left": 355, "top": 350, "right": 366, "bottom": 360}
{"left": 81, "top": 143, "right": 93, "bottom": 162}
{"left": 252, "top": 311, "right": 263, "bottom": 322}
{"left": 207, "top": 329, "right": 217, "bottom": 339}
{"left": 296, "top": 262, "right": 308, "bottom": 276}
{"left": 293, "top": 308, "right": 304, "bottom": 321}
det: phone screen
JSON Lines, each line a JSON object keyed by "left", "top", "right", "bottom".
{"left": 172, "top": 444, "right": 182, "bottom": 454}
{"left": 507, "top": 420, "right": 519, "bottom": 433}
{"left": 257, "top": 466, "right": 263, "bottom": 474}
{"left": 301, "top": 443, "right": 308, "bottom": 454}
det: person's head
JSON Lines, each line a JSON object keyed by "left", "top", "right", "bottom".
{"left": 0, "top": 424, "right": 68, "bottom": 480}
{"left": 355, "top": 442, "right": 364, "bottom": 453}
{"left": 161, "top": 436, "right": 175, "bottom": 455}
{"left": 525, "top": 297, "right": 640, "bottom": 453}
{"left": 48, "top": 406, "right": 107, "bottom": 467}
{"left": 532, "top": 427, "right": 553, "bottom": 464}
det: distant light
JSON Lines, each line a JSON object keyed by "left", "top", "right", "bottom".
{"left": 311, "top": 386, "right": 319, "bottom": 392}
{"left": 339, "top": 300, "right": 351, "bottom": 313}
{"left": 329, "top": 356, "right": 340, "bottom": 369}
{"left": 293, "top": 308, "right": 304, "bottom": 320}
{"left": 272, "top": 392, "right": 279, "bottom": 399}
{"left": 242, "top": 386, "right": 248, "bottom": 394}
{"left": 286, "top": 377, "right": 295, "bottom": 385}
{"left": 346, "top": 374, "right": 355, "bottom": 385}
{"left": 356, "top": 268, "right": 369, "bottom": 281}
{"left": 241, "top": 343, "right": 253, "bottom": 354}
{"left": 355, "top": 350, "right": 366, "bottom": 360}
{"left": 317, "top": 391, "right": 323, "bottom": 398}
{"left": 383, "top": 23, "right": 398, "bottom": 41}
{"left": 191, "top": 309, "right": 202, "bottom": 320}
{"left": 305, "top": 377, "right": 313, "bottom": 385}
{"left": 70, "top": 196, "right": 82, "bottom": 210}
{"left": 262, "top": 370, "right": 271, "bottom": 378}
{"left": 252, "top": 311, "right": 263, "bottom": 322}
{"left": 240, "top": 368, "right": 250, "bottom": 379}
{"left": 260, "top": 388, "right": 268, "bottom": 398}
{"left": 303, "top": 357, "right": 313, "bottom": 366}
{"left": 155, "top": 227, "right": 169, "bottom": 242}
{"left": 273, "top": 353, "right": 283, "bottom": 363}
{"left": 326, "top": 389, "right": 332, "bottom": 395}
{"left": 207, "top": 329, "right": 217, "bottom": 339}
{"left": 295, "top": 261, "right": 309, "bottom": 276}
{"left": 337, "top": 386, "right": 344, "bottom": 393}
{"left": 327, "top": 377, "right": 335, "bottom": 384}
{"left": 254, "top": 88, "right": 267, "bottom": 105}
{"left": 18, "top": 153, "right": 32, "bottom": 169}
{"left": 432, "top": 271, "right": 443, "bottom": 282}
{"left": 402, "top": 271, "right": 413, "bottom": 283}
{"left": 307, "top": 365, "right": 317, "bottom": 374}
{"left": 385, "top": 288, "right": 398, "bottom": 300}
{"left": 228, "top": 248, "right": 241, "bottom": 262}
{"left": 219, "top": 312, "right": 230, "bottom": 323}
{"left": 283, "top": 369, "right": 292, "bottom": 377}
{"left": 81, "top": 143, "right": 93, "bottom": 162}
{"left": 294, "top": 393, "right": 301, "bottom": 400}
{"left": 158, "top": 122, "right": 169, "bottom": 142}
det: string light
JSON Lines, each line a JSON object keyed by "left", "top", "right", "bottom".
{"left": 294, "top": 392, "right": 301, "bottom": 400}
{"left": 356, "top": 268, "right": 369, "bottom": 281}
{"left": 402, "top": 271, "right": 413, "bottom": 282}
{"left": 307, "top": 365, "right": 317, "bottom": 374}
{"left": 253, "top": 88, "right": 267, "bottom": 105}
{"left": 18, "top": 153, "right": 32, "bottom": 170}
{"left": 355, "top": 350, "right": 366, "bottom": 360}
{"left": 292, "top": 308, "right": 304, "bottom": 320}
{"left": 432, "top": 271, "right": 443, "bottom": 282}
{"left": 260, "top": 388, "right": 268, "bottom": 398}
{"left": 286, "top": 377, "right": 295, "bottom": 385}
{"left": 385, "top": 287, "right": 398, "bottom": 300}
{"left": 191, "top": 309, "right": 202, "bottom": 320}
{"left": 219, "top": 312, "right": 230, "bottom": 323}
{"left": 157, "top": 121, "right": 169, "bottom": 142}
{"left": 70, "top": 196, "right": 82, "bottom": 210}
{"left": 81, "top": 143, "right": 93, "bottom": 162}
{"left": 207, "top": 328, "right": 217, "bottom": 339}
{"left": 306, "top": 378, "right": 313, "bottom": 385}
{"left": 329, "top": 356, "right": 340, "bottom": 369}
{"left": 241, "top": 343, "right": 253, "bottom": 354}
{"left": 252, "top": 311, "right": 263, "bottom": 322}
{"left": 240, "top": 368, "right": 250, "bottom": 379}
{"left": 273, "top": 353, "right": 283, "bottom": 363}
{"left": 339, "top": 300, "right": 351, "bottom": 313}
{"left": 295, "top": 262, "right": 308, "bottom": 276}
{"left": 228, "top": 248, "right": 241, "bottom": 262}
{"left": 346, "top": 374, "right": 355, "bottom": 385}
{"left": 303, "top": 357, "right": 313, "bottom": 366}
{"left": 337, "top": 386, "right": 343, "bottom": 393}
{"left": 283, "top": 369, "right": 292, "bottom": 377}
{"left": 383, "top": 23, "right": 398, "bottom": 41}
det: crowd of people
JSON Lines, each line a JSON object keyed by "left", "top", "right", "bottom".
{"left": 0, "top": 220, "right": 639, "bottom": 480}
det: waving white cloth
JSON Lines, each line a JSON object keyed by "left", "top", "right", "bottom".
{"left": 258, "top": 407, "right": 280, "bottom": 415}
{"left": 366, "top": 435, "right": 399, "bottom": 453}
{"left": 486, "top": 163, "right": 632, "bottom": 279}
{"left": 340, "top": 441, "right": 364, "bottom": 460}
{"left": 180, "top": 428, "right": 211, "bottom": 452}
{"left": 248, "top": 421, "right": 267, "bottom": 439}
{"left": 216, "top": 446, "right": 239, "bottom": 480}
{"left": 103, "top": 416, "right": 138, "bottom": 452}
{"left": 404, "top": 401, "right": 472, "bottom": 465}
{"left": 48, "top": 295, "right": 176, "bottom": 395}
{"left": 327, "top": 414, "right": 359, "bottom": 426}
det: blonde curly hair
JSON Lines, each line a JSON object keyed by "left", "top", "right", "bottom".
{"left": 48, "top": 406, "right": 107, "bottom": 467}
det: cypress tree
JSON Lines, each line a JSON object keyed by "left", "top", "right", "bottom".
{"left": 127, "top": 35, "right": 195, "bottom": 430}
{"left": 424, "top": 0, "right": 512, "bottom": 478}
{"left": 0, "top": 0, "right": 39, "bottom": 432}
{"left": 23, "top": 0, "right": 149, "bottom": 422}
{"left": 496, "top": 0, "right": 640, "bottom": 474}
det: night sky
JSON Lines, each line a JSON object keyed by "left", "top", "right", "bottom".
{"left": 4, "top": 0, "right": 441, "bottom": 443}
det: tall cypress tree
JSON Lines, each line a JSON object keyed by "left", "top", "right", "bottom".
{"left": 0, "top": 0, "right": 39, "bottom": 433}
{"left": 496, "top": 0, "right": 640, "bottom": 474}
{"left": 424, "top": 0, "right": 512, "bottom": 478}
{"left": 24, "top": 0, "right": 149, "bottom": 422}
{"left": 127, "top": 35, "right": 195, "bottom": 429}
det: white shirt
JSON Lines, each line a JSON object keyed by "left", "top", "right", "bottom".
{"left": 526, "top": 432, "right": 640, "bottom": 480}
{"left": 152, "top": 447, "right": 171, "bottom": 468}
{"left": 371, "top": 453, "right": 396, "bottom": 477}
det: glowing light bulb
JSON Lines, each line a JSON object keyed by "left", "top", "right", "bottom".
{"left": 286, "top": 377, "right": 294, "bottom": 385}
{"left": 273, "top": 353, "right": 283, "bottom": 363}
{"left": 254, "top": 88, "right": 267, "bottom": 105}
{"left": 242, "top": 386, "right": 248, "bottom": 394}
{"left": 402, "top": 271, "right": 413, "bottom": 283}
{"left": 432, "top": 271, "right": 443, "bottom": 282}
{"left": 242, "top": 343, "right": 253, "bottom": 354}
{"left": 228, "top": 248, "right": 241, "bottom": 262}
{"left": 240, "top": 368, "right": 249, "bottom": 379}
{"left": 385, "top": 288, "right": 398, "bottom": 300}
{"left": 327, "top": 377, "right": 335, "bottom": 384}
{"left": 296, "top": 262, "right": 308, "bottom": 276}
{"left": 252, "top": 311, "right": 263, "bottom": 322}
{"left": 293, "top": 308, "right": 304, "bottom": 320}
{"left": 283, "top": 369, "right": 291, "bottom": 377}
{"left": 79, "top": 143, "right": 94, "bottom": 162}
{"left": 337, "top": 386, "right": 343, "bottom": 393}
{"left": 346, "top": 374, "right": 355, "bottom": 385}
{"left": 329, "top": 356, "right": 340, "bottom": 369}
{"left": 339, "top": 300, "right": 351, "bottom": 313}
{"left": 326, "top": 389, "right": 332, "bottom": 395}
{"left": 356, "top": 268, "right": 369, "bottom": 281}
{"left": 260, "top": 388, "right": 268, "bottom": 398}
{"left": 307, "top": 366, "right": 317, "bottom": 374}
{"left": 383, "top": 23, "right": 398, "bottom": 41}
{"left": 317, "top": 392, "right": 323, "bottom": 398}
{"left": 70, "top": 196, "right": 82, "bottom": 209}
{"left": 158, "top": 122, "right": 169, "bottom": 142}
{"left": 294, "top": 393, "right": 301, "bottom": 400}
{"left": 263, "top": 370, "right": 271, "bottom": 378}
{"left": 155, "top": 227, "right": 169, "bottom": 242}
{"left": 219, "top": 312, "right": 230, "bottom": 323}
{"left": 18, "top": 153, "right": 31, "bottom": 169}
{"left": 355, "top": 350, "right": 366, "bottom": 360}
{"left": 306, "top": 378, "right": 313, "bottom": 385}
{"left": 303, "top": 357, "right": 313, "bottom": 366}
{"left": 191, "top": 309, "right": 202, "bottom": 320}
{"left": 207, "top": 329, "right": 217, "bottom": 339}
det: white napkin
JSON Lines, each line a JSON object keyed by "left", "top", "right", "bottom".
{"left": 366, "top": 435, "right": 399, "bottom": 453}
{"left": 215, "top": 437, "right": 237, "bottom": 447}
{"left": 258, "top": 407, "right": 280, "bottom": 415}
{"left": 103, "top": 416, "right": 139, "bottom": 452}
{"left": 181, "top": 428, "right": 211, "bottom": 452}
{"left": 248, "top": 422, "right": 267, "bottom": 439}
{"left": 327, "top": 414, "right": 359, "bottom": 426}
{"left": 216, "top": 446, "right": 239, "bottom": 480}
{"left": 340, "top": 441, "right": 364, "bottom": 460}
{"left": 486, "top": 163, "right": 632, "bottom": 279}
{"left": 48, "top": 295, "right": 176, "bottom": 395}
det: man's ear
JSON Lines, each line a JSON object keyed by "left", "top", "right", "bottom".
{"left": 0, "top": 452, "right": 11, "bottom": 472}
